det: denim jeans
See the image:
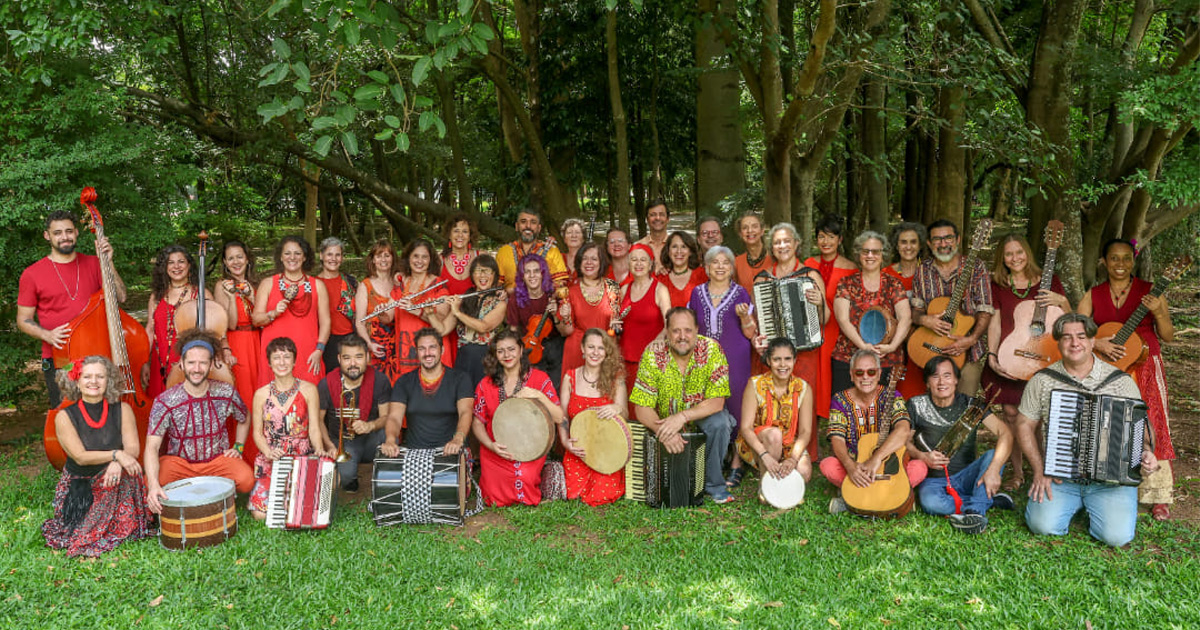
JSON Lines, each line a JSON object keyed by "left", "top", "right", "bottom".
{"left": 336, "top": 429, "right": 386, "bottom": 487}
{"left": 1024, "top": 480, "right": 1137, "bottom": 547}
{"left": 694, "top": 409, "right": 732, "bottom": 497}
{"left": 917, "top": 449, "right": 1001, "bottom": 515}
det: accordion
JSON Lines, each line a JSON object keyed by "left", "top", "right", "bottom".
{"left": 1044, "top": 390, "right": 1147, "bottom": 486}
{"left": 266, "top": 456, "right": 336, "bottom": 529}
{"left": 752, "top": 275, "right": 823, "bottom": 351}
{"left": 625, "top": 422, "right": 706, "bottom": 508}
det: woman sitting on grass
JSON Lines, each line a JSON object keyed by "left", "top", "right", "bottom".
{"left": 559, "top": 328, "right": 627, "bottom": 506}
{"left": 738, "top": 338, "right": 814, "bottom": 491}
{"left": 42, "top": 356, "right": 153, "bottom": 557}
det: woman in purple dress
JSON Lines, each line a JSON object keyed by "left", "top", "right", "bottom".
{"left": 688, "top": 245, "right": 757, "bottom": 486}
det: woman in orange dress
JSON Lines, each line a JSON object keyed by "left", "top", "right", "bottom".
{"left": 315, "top": 237, "right": 358, "bottom": 372}
{"left": 882, "top": 222, "right": 927, "bottom": 400}
{"left": 559, "top": 328, "right": 627, "bottom": 506}
{"left": 251, "top": 236, "right": 330, "bottom": 386}
{"left": 439, "top": 214, "right": 479, "bottom": 366}
{"left": 658, "top": 230, "right": 707, "bottom": 308}
{"left": 355, "top": 239, "right": 401, "bottom": 381}
{"left": 393, "top": 238, "right": 451, "bottom": 376}
{"left": 214, "top": 240, "right": 262, "bottom": 462}
{"left": 803, "top": 214, "right": 858, "bottom": 421}
{"left": 558, "top": 243, "right": 620, "bottom": 373}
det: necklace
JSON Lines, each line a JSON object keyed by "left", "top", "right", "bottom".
{"left": 497, "top": 372, "right": 525, "bottom": 402}
{"left": 79, "top": 399, "right": 109, "bottom": 430}
{"left": 581, "top": 280, "right": 606, "bottom": 305}
{"left": 1011, "top": 278, "right": 1032, "bottom": 299}
{"left": 708, "top": 284, "right": 730, "bottom": 305}
{"left": 52, "top": 258, "right": 81, "bottom": 301}
{"left": 772, "top": 258, "right": 800, "bottom": 278}
{"left": 270, "top": 378, "right": 299, "bottom": 406}
{"left": 448, "top": 248, "right": 473, "bottom": 276}
{"left": 419, "top": 369, "right": 444, "bottom": 396}
{"left": 1110, "top": 281, "right": 1131, "bottom": 306}
{"left": 579, "top": 368, "right": 599, "bottom": 387}
{"left": 746, "top": 247, "right": 767, "bottom": 268}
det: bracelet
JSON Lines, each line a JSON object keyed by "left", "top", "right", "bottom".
{"left": 234, "top": 442, "right": 245, "bottom": 453}
{"left": 112, "top": 450, "right": 118, "bottom": 462}
{"left": 316, "top": 342, "right": 326, "bottom": 351}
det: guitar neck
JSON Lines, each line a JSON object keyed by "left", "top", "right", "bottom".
{"left": 1031, "top": 247, "right": 1058, "bottom": 325}
{"left": 940, "top": 254, "right": 976, "bottom": 324}
{"left": 1111, "top": 281, "right": 1168, "bottom": 345}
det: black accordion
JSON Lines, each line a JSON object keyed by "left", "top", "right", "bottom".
{"left": 752, "top": 275, "right": 822, "bottom": 351}
{"left": 626, "top": 422, "right": 706, "bottom": 508}
{"left": 1044, "top": 390, "right": 1147, "bottom": 486}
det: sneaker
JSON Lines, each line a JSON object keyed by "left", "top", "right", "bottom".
{"left": 949, "top": 512, "right": 988, "bottom": 534}
{"left": 710, "top": 491, "right": 737, "bottom": 505}
{"left": 342, "top": 479, "right": 359, "bottom": 493}
{"left": 828, "top": 496, "right": 848, "bottom": 515}
{"left": 991, "top": 492, "right": 1015, "bottom": 511}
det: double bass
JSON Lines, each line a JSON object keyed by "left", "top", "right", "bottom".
{"left": 44, "top": 188, "right": 152, "bottom": 470}
{"left": 165, "top": 230, "right": 234, "bottom": 387}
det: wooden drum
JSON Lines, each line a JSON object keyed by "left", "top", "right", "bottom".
{"left": 159, "top": 476, "right": 237, "bottom": 550}
{"left": 492, "top": 397, "right": 554, "bottom": 462}
{"left": 569, "top": 410, "right": 633, "bottom": 474}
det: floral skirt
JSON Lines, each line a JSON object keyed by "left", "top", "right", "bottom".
{"left": 42, "top": 469, "right": 153, "bottom": 557}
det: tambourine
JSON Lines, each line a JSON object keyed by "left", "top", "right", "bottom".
{"left": 859, "top": 306, "right": 896, "bottom": 346}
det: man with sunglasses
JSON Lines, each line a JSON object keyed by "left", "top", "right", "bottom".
{"left": 906, "top": 356, "right": 1015, "bottom": 534}
{"left": 820, "top": 350, "right": 928, "bottom": 514}
{"left": 910, "top": 219, "right": 993, "bottom": 394}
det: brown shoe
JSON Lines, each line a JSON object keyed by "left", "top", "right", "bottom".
{"left": 1151, "top": 503, "right": 1170, "bottom": 521}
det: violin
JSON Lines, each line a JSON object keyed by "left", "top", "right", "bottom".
{"left": 522, "top": 287, "right": 568, "bottom": 364}
{"left": 166, "top": 231, "right": 234, "bottom": 387}
{"left": 44, "top": 188, "right": 152, "bottom": 470}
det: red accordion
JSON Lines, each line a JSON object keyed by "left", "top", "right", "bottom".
{"left": 266, "top": 456, "right": 336, "bottom": 530}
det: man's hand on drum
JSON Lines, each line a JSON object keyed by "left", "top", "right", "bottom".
{"left": 380, "top": 440, "right": 401, "bottom": 458}
{"left": 443, "top": 434, "right": 465, "bottom": 456}
{"left": 147, "top": 485, "right": 168, "bottom": 514}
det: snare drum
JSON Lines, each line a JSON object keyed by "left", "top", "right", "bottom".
{"left": 492, "top": 397, "right": 554, "bottom": 462}
{"left": 159, "top": 476, "right": 237, "bottom": 550}
{"left": 371, "top": 448, "right": 467, "bottom": 526}
{"left": 569, "top": 410, "right": 633, "bottom": 475}
{"left": 760, "top": 470, "right": 806, "bottom": 510}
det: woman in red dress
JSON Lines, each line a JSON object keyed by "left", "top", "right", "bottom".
{"left": 472, "top": 330, "right": 563, "bottom": 506}
{"left": 804, "top": 214, "right": 858, "bottom": 421}
{"left": 215, "top": 240, "right": 262, "bottom": 463}
{"left": 558, "top": 243, "right": 620, "bottom": 373}
{"left": 252, "top": 236, "right": 330, "bottom": 386}
{"left": 560, "top": 328, "right": 627, "bottom": 506}
{"left": 882, "top": 222, "right": 927, "bottom": 400}
{"left": 315, "top": 237, "right": 358, "bottom": 372}
{"left": 439, "top": 214, "right": 479, "bottom": 365}
{"left": 393, "top": 238, "right": 451, "bottom": 376}
{"left": 617, "top": 244, "right": 670, "bottom": 394}
{"left": 144, "top": 245, "right": 213, "bottom": 398}
{"left": 659, "top": 230, "right": 707, "bottom": 308}
{"left": 1078, "top": 239, "right": 1176, "bottom": 520}
{"left": 355, "top": 240, "right": 401, "bottom": 381}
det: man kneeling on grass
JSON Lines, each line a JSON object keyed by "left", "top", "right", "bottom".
{"left": 1015, "top": 314, "right": 1158, "bottom": 547}
{"left": 906, "top": 356, "right": 1014, "bottom": 534}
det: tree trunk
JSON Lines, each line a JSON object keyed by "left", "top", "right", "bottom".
{"left": 605, "top": 9, "right": 633, "bottom": 231}
{"left": 695, "top": 0, "right": 745, "bottom": 216}
{"left": 861, "top": 79, "right": 889, "bottom": 233}
{"left": 301, "top": 160, "right": 320, "bottom": 249}
{"left": 435, "top": 71, "right": 474, "bottom": 213}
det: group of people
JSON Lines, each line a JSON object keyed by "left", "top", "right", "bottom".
{"left": 19, "top": 202, "right": 1176, "bottom": 557}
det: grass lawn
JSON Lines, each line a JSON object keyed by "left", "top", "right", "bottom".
{"left": 2, "top": 456, "right": 1198, "bottom": 630}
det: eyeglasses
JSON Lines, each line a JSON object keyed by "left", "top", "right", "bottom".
{"left": 929, "top": 235, "right": 957, "bottom": 244}
{"left": 853, "top": 369, "right": 879, "bottom": 377}
{"left": 700, "top": 230, "right": 720, "bottom": 238}
{"left": 860, "top": 248, "right": 883, "bottom": 256}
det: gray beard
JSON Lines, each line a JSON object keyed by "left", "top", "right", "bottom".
{"left": 933, "top": 249, "right": 958, "bottom": 263}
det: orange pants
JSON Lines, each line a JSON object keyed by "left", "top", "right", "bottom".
{"left": 158, "top": 455, "right": 255, "bottom": 493}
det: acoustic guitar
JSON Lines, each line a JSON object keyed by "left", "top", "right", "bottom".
{"left": 1096, "top": 255, "right": 1192, "bottom": 373}
{"left": 995, "top": 221, "right": 1065, "bottom": 380}
{"left": 841, "top": 366, "right": 914, "bottom": 519}
{"left": 906, "top": 219, "right": 994, "bottom": 368}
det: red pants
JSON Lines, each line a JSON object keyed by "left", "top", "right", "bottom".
{"left": 819, "top": 456, "right": 927, "bottom": 488}
{"left": 158, "top": 455, "right": 255, "bottom": 493}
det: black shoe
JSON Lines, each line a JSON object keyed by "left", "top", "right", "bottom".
{"left": 949, "top": 512, "right": 988, "bottom": 534}
{"left": 991, "top": 492, "right": 1015, "bottom": 511}
{"left": 342, "top": 479, "right": 359, "bottom": 493}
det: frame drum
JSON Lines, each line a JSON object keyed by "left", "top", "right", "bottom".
{"left": 859, "top": 307, "right": 896, "bottom": 346}
{"left": 159, "top": 476, "right": 237, "bottom": 550}
{"left": 569, "top": 410, "right": 633, "bottom": 474}
{"left": 760, "top": 470, "right": 806, "bottom": 510}
{"left": 492, "top": 397, "right": 554, "bottom": 462}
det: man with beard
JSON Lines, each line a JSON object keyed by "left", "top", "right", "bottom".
{"left": 145, "top": 329, "right": 253, "bottom": 513}
{"left": 317, "top": 335, "right": 391, "bottom": 491}
{"left": 630, "top": 307, "right": 735, "bottom": 504}
{"left": 910, "top": 219, "right": 994, "bottom": 394}
{"left": 697, "top": 216, "right": 724, "bottom": 255}
{"left": 382, "top": 328, "right": 473, "bottom": 455}
{"left": 496, "top": 209, "right": 569, "bottom": 291}
{"left": 18, "top": 210, "right": 128, "bottom": 406}
{"left": 636, "top": 202, "right": 671, "bottom": 275}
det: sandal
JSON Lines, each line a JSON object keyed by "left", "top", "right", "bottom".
{"left": 1001, "top": 474, "right": 1024, "bottom": 492}
{"left": 726, "top": 466, "right": 746, "bottom": 488}
{"left": 1152, "top": 504, "right": 1170, "bottom": 521}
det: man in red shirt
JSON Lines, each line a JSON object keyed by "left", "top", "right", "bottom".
{"left": 17, "top": 210, "right": 127, "bottom": 406}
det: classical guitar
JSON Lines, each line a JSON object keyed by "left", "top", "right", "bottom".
{"left": 906, "top": 219, "right": 994, "bottom": 368}
{"left": 841, "top": 366, "right": 914, "bottom": 519}
{"left": 1096, "top": 255, "right": 1192, "bottom": 372}
{"left": 996, "top": 221, "right": 1065, "bottom": 380}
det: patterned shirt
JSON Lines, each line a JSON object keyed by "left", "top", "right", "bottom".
{"left": 911, "top": 256, "right": 994, "bottom": 362}
{"left": 629, "top": 336, "right": 731, "bottom": 419}
{"left": 747, "top": 374, "right": 809, "bottom": 449}
{"left": 826, "top": 389, "right": 909, "bottom": 459}
{"left": 833, "top": 271, "right": 908, "bottom": 366}
{"left": 148, "top": 382, "right": 247, "bottom": 463}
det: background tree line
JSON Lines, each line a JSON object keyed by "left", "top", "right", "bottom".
{"left": 1, "top": 0, "right": 1198, "bottom": 303}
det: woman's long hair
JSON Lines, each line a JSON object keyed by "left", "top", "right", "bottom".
{"left": 272, "top": 235, "right": 315, "bottom": 274}
{"left": 660, "top": 231, "right": 701, "bottom": 271}
{"left": 149, "top": 245, "right": 197, "bottom": 302}
{"left": 514, "top": 254, "right": 553, "bottom": 309}
{"left": 221, "top": 240, "right": 259, "bottom": 285}
{"left": 462, "top": 254, "right": 500, "bottom": 316}
{"left": 483, "top": 329, "right": 531, "bottom": 385}
{"left": 365, "top": 239, "right": 397, "bottom": 278}
{"left": 398, "top": 238, "right": 442, "bottom": 278}
{"left": 991, "top": 233, "right": 1042, "bottom": 287}
{"left": 580, "top": 328, "right": 624, "bottom": 400}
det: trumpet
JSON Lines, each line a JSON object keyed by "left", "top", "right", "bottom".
{"left": 334, "top": 387, "right": 358, "bottom": 463}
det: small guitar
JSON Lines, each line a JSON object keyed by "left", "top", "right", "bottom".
{"left": 1096, "top": 255, "right": 1192, "bottom": 372}
{"left": 907, "top": 219, "right": 994, "bottom": 368}
{"left": 841, "top": 366, "right": 913, "bottom": 519}
{"left": 996, "top": 221, "right": 1065, "bottom": 380}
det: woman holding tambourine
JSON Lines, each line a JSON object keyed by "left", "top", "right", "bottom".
{"left": 558, "top": 328, "right": 627, "bottom": 506}
{"left": 831, "top": 230, "right": 911, "bottom": 395}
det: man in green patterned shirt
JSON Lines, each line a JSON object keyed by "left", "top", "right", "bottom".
{"left": 631, "top": 307, "right": 735, "bottom": 503}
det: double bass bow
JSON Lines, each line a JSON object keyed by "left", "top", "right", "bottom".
{"left": 44, "top": 188, "right": 152, "bottom": 470}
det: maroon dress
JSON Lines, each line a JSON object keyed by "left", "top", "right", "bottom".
{"left": 983, "top": 276, "right": 1065, "bottom": 406}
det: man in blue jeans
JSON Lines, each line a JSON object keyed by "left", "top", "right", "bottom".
{"left": 907, "top": 356, "right": 1014, "bottom": 534}
{"left": 1015, "top": 314, "right": 1159, "bottom": 547}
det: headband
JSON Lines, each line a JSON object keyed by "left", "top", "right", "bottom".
{"left": 180, "top": 339, "right": 215, "bottom": 357}
{"left": 629, "top": 243, "right": 654, "bottom": 259}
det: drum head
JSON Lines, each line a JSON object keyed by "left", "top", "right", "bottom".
{"left": 859, "top": 309, "right": 890, "bottom": 345}
{"left": 569, "top": 410, "right": 632, "bottom": 475}
{"left": 161, "top": 476, "right": 236, "bottom": 507}
{"left": 493, "top": 398, "right": 554, "bottom": 462}
{"left": 760, "top": 470, "right": 806, "bottom": 509}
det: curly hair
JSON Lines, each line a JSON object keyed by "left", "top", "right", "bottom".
{"left": 440, "top": 213, "right": 476, "bottom": 256}
{"left": 579, "top": 328, "right": 625, "bottom": 400}
{"left": 150, "top": 245, "right": 197, "bottom": 302}
{"left": 660, "top": 231, "right": 701, "bottom": 271}
{"left": 272, "top": 235, "right": 315, "bottom": 274}
{"left": 483, "top": 329, "right": 530, "bottom": 385}
{"left": 398, "top": 238, "right": 442, "bottom": 278}
{"left": 889, "top": 222, "right": 927, "bottom": 264}
{"left": 221, "top": 240, "right": 259, "bottom": 285}
{"left": 365, "top": 239, "right": 397, "bottom": 277}
{"left": 514, "top": 254, "right": 553, "bottom": 309}
{"left": 57, "top": 356, "right": 123, "bottom": 403}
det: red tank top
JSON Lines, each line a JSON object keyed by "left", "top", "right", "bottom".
{"left": 620, "top": 279, "right": 664, "bottom": 363}
{"left": 568, "top": 368, "right": 615, "bottom": 417}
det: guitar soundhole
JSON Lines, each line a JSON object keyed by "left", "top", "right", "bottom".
{"left": 883, "top": 454, "right": 900, "bottom": 476}
{"left": 1029, "top": 323, "right": 1044, "bottom": 336}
